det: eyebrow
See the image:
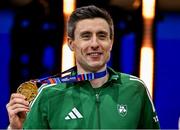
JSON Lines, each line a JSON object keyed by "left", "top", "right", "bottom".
{"left": 80, "top": 30, "right": 109, "bottom": 36}
{"left": 80, "top": 31, "right": 91, "bottom": 36}
{"left": 97, "top": 31, "right": 109, "bottom": 35}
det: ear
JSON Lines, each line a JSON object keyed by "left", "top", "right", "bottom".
{"left": 109, "top": 39, "right": 114, "bottom": 51}
{"left": 67, "top": 37, "right": 74, "bottom": 51}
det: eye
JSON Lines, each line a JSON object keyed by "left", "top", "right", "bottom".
{"left": 80, "top": 31, "right": 92, "bottom": 40}
{"left": 98, "top": 33, "right": 108, "bottom": 40}
{"left": 99, "top": 34, "right": 106, "bottom": 39}
{"left": 80, "top": 32, "right": 91, "bottom": 40}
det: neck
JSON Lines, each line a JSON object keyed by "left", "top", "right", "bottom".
{"left": 90, "top": 72, "right": 109, "bottom": 88}
{"left": 77, "top": 65, "right": 109, "bottom": 88}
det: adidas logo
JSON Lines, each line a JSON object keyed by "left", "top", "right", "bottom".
{"left": 65, "top": 107, "right": 83, "bottom": 120}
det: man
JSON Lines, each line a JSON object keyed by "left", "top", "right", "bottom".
{"left": 6, "top": 5, "right": 160, "bottom": 129}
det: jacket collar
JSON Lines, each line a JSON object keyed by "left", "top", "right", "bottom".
{"left": 70, "top": 66, "right": 121, "bottom": 84}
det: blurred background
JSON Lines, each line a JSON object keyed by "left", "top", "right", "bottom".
{"left": 0, "top": 0, "right": 180, "bottom": 129}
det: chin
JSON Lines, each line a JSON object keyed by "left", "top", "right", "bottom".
{"left": 88, "top": 63, "right": 105, "bottom": 71}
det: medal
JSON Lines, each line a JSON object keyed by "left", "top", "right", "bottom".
{"left": 17, "top": 81, "right": 38, "bottom": 102}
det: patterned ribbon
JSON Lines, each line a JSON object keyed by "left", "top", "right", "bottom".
{"left": 37, "top": 67, "right": 107, "bottom": 84}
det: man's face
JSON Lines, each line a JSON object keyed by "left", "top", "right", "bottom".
{"left": 68, "top": 18, "right": 113, "bottom": 72}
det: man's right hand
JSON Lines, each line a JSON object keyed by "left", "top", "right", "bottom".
{"left": 6, "top": 93, "right": 29, "bottom": 129}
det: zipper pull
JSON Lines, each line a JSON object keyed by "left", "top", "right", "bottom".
{"left": 95, "top": 93, "right": 100, "bottom": 103}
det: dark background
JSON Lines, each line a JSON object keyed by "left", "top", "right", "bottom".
{"left": 0, "top": 0, "right": 180, "bottom": 128}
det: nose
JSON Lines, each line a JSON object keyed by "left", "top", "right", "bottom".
{"left": 91, "top": 35, "right": 99, "bottom": 50}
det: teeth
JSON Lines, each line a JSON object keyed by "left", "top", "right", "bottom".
{"left": 90, "top": 53, "right": 98, "bottom": 55}
{"left": 88, "top": 52, "right": 101, "bottom": 56}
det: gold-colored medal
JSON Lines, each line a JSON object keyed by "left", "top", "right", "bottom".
{"left": 17, "top": 81, "right": 38, "bottom": 102}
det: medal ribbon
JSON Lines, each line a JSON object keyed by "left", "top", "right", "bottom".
{"left": 37, "top": 67, "right": 107, "bottom": 85}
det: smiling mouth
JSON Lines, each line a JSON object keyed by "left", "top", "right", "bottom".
{"left": 87, "top": 52, "right": 103, "bottom": 56}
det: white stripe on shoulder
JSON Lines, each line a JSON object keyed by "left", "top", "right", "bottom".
{"left": 130, "top": 75, "right": 138, "bottom": 79}
{"left": 129, "top": 77, "right": 155, "bottom": 112}
{"left": 30, "top": 83, "right": 56, "bottom": 108}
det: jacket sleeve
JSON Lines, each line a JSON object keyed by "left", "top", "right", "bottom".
{"left": 23, "top": 86, "right": 50, "bottom": 129}
{"left": 138, "top": 86, "right": 160, "bottom": 129}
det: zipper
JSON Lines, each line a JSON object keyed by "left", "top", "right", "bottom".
{"left": 92, "top": 81, "right": 112, "bottom": 129}
{"left": 95, "top": 93, "right": 101, "bottom": 129}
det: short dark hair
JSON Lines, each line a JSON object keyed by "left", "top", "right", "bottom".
{"left": 67, "top": 5, "right": 114, "bottom": 40}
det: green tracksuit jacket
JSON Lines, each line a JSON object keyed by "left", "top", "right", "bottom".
{"left": 23, "top": 67, "right": 160, "bottom": 129}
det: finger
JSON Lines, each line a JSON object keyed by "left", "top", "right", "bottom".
{"left": 8, "top": 98, "right": 29, "bottom": 107}
{"left": 8, "top": 105, "right": 29, "bottom": 117}
{"left": 9, "top": 108, "right": 29, "bottom": 118}
{"left": 7, "top": 94, "right": 24, "bottom": 109}
{"left": 6, "top": 102, "right": 10, "bottom": 109}
{"left": 10, "top": 103, "right": 29, "bottom": 111}
{"left": 10, "top": 93, "right": 26, "bottom": 100}
{"left": 7, "top": 102, "right": 29, "bottom": 112}
{"left": 13, "top": 107, "right": 30, "bottom": 115}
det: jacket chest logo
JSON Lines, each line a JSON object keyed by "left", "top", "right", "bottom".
{"left": 117, "top": 104, "right": 128, "bottom": 117}
{"left": 65, "top": 107, "right": 83, "bottom": 120}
